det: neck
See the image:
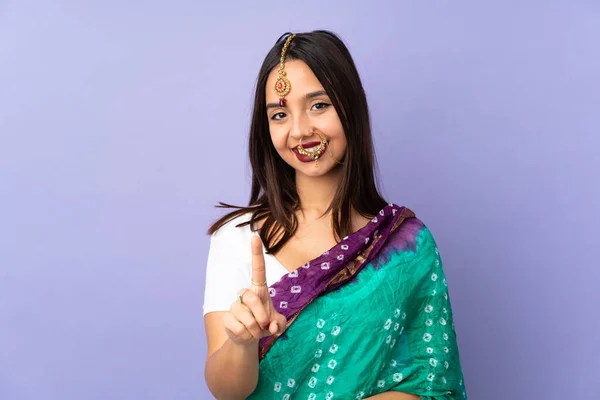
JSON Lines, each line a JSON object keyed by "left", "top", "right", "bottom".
{"left": 295, "top": 167, "right": 343, "bottom": 217}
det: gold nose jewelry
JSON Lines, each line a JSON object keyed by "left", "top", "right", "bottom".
{"left": 297, "top": 132, "right": 328, "bottom": 168}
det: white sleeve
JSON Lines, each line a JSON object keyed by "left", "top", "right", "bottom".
{"left": 202, "top": 218, "right": 253, "bottom": 316}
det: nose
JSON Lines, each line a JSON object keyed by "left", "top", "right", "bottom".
{"left": 289, "top": 111, "right": 311, "bottom": 141}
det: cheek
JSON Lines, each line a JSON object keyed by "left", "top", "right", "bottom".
{"left": 336, "top": 138, "right": 348, "bottom": 156}
{"left": 323, "top": 113, "right": 345, "bottom": 137}
{"left": 269, "top": 127, "right": 289, "bottom": 152}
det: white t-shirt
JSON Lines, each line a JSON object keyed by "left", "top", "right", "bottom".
{"left": 202, "top": 213, "right": 290, "bottom": 316}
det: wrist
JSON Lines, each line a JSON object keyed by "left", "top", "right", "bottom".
{"left": 229, "top": 337, "right": 260, "bottom": 352}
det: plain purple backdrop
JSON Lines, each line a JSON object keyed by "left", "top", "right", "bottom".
{"left": 1, "top": 1, "right": 598, "bottom": 399}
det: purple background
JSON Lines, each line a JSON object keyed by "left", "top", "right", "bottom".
{"left": 1, "top": 1, "right": 598, "bottom": 399}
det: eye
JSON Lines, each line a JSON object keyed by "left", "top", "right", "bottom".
{"left": 271, "top": 111, "right": 287, "bottom": 121}
{"left": 312, "top": 102, "right": 331, "bottom": 111}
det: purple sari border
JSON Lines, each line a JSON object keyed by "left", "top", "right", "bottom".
{"left": 258, "top": 203, "right": 416, "bottom": 359}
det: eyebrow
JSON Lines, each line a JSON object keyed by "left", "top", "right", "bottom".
{"left": 266, "top": 90, "right": 328, "bottom": 110}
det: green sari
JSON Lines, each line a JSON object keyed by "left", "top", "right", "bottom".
{"left": 249, "top": 205, "right": 467, "bottom": 399}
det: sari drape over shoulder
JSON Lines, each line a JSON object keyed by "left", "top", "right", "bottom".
{"left": 249, "top": 204, "right": 467, "bottom": 400}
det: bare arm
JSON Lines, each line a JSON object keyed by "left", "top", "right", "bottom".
{"left": 204, "top": 312, "right": 260, "bottom": 400}
{"left": 204, "top": 236, "right": 287, "bottom": 400}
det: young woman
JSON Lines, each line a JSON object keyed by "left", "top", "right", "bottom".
{"left": 203, "top": 31, "right": 467, "bottom": 400}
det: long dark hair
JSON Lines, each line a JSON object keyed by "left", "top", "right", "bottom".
{"left": 208, "top": 30, "right": 387, "bottom": 254}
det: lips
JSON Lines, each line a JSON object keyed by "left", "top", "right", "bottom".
{"left": 292, "top": 141, "right": 322, "bottom": 151}
{"left": 292, "top": 141, "right": 327, "bottom": 163}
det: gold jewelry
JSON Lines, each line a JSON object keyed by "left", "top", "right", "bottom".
{"left": 297, "top": 131, "right": 345, "bottom": 168}
{"left": 297, "top": 132, "right": 327, "bottom": 168}
{"left": 274, "top": 34, "right": 296, "bottom": 107}
{"left": 237, "top": 289, "right": 248, "bottom": 304}
{"left": 251, "top": 279, "right": 267, "bottom": 287}
{"left": 327, "top": 141, "right": 344, "bottom": 165}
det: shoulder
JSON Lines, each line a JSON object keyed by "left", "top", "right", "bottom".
{"left": 209, "top": 212, "right": 254, "bottom": 250}
{"left": 211, "top": 212, "right": 252, "bottom": 237}
{"left": 205, "top": 212, "right": 256, "bottom": 272}
{"left": 377, "top": 209, "right": 443, "bottom": 294}
{"left": 388, "top": 205, "right": 439, "bottom": 260}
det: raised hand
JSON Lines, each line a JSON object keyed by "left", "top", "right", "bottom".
{"left": 223, "top": 235, "right": 287, "bottom": 345}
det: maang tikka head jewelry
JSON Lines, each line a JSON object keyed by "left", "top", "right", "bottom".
{"left": 274, "top": 34, "right": 296, "bottom": 107}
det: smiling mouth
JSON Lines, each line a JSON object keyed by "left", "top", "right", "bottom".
{"left": 292, "top": 141, "right": 328, "bottom": 163}
{"left": 293, "top": 141, "right": 323, "bottom": 154}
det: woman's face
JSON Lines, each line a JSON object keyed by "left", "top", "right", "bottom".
{"left": 265, "top": 60, "right": 346, "bottom": 177}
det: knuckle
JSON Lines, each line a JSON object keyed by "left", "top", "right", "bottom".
{"left": 246, "top": 319, "right": 259, "bottom": 330}
{"left": 230, "top": 304, "right": 241, "bottom": 316}
{"left": 233, "top": 326, "right": 245, "bottom": 337}
{"left": 246, "top": 298, "right": 260, "bottom": 309}
{"left": 243, "top": 291, "right": 257, "bottom": 301}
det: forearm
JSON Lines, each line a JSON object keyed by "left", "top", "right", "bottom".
{"left": 366, "top": 392, "right": 420, "bottom": 400}
{"left": 205, "top": 338, "right": 260, "bottom": 400}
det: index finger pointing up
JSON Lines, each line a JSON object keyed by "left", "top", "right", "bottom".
{"left": 251, "top": 235, "right": 267, "bottom": 286}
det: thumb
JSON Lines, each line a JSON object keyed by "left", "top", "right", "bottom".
{"left": 269, "top": 312, "right": 288, "bottom": 335}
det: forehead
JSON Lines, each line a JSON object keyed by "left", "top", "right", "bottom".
{"left": 265, "top": 59, "right": 324, "bottom": 101}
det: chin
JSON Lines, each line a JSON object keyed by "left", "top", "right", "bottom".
{"left": 296, "top": 163, "right": 339, "bottom": 177}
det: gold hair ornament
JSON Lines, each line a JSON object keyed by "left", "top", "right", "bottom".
{"left": 274, "top": 34, "right": 296, "bottom": 107}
